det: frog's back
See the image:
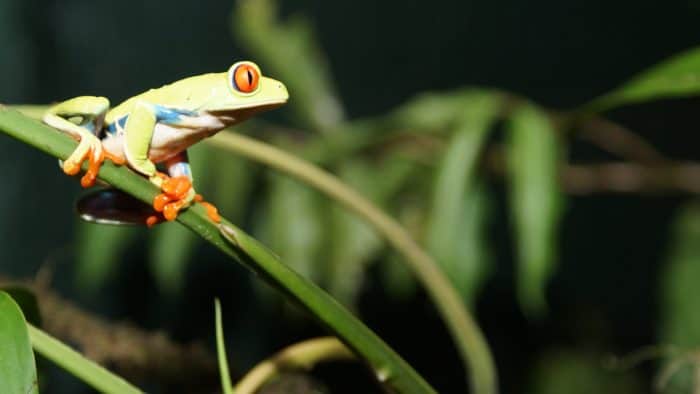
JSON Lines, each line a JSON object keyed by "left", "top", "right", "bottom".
{"left": 105, "top": 73, "right": 227, "bottom": 124}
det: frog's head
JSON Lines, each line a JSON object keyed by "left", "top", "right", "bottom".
{"left": 201, "top": 61, "right": 289, "bottom": 124}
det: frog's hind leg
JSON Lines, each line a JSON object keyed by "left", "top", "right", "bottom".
{"left": 43, "top": 96, "right": 110, "bottom": 187}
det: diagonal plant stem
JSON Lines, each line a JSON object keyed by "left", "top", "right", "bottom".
{"left": 27, "top": 324, "right": 143, "bottom": 394}
{"left": 8, "top": 104, "right": 497, "bottom": 393}
{"left": 0, "top": 106, "right": 436, "bottom": 394}
{"left": 234, "top": 336, "right": 355, "bottom": 394}
{"left": 207, "top": 131, "right": 497, "bottom": 394}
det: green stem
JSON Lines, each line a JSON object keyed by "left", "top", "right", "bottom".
{"left": 207, "top": 131, "right": 497, "bottom": 394}
{"left": 215, "top": 299, "right": 234, "bottom": 394}
{"left": 27, "top": 324, "right": 143, "bottom": 394}
{"left": 0, "top": 106, "right": 435, "bottom": 394}
{"left": 234, "top": 337, "right": 354, "bottom": 394}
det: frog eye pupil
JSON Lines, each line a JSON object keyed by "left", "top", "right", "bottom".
{"left": 232, "top": 63, "right": 260, "bottom": 93}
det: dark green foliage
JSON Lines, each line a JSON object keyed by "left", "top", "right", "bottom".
{"left": 3, "top": 0, "right": 700, "bottom": 392}
{"left": 0, "top": 291, "right": 38, "bottom": 394}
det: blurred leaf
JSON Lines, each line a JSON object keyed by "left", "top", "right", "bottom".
{"left": 528, "top": 349, "right": 641, "bottom": 394}
{"left": 150, "top": 223, "right": 198, "bottom": 294}
{"left": 0, "top": 286, "right": 41, "bottom": 326}
{"left": 426, "top": 92, "right": 500, "bottom": 303}
{"left": 588, "top": 46, "right": 700, "bottom": 112}
{"left": 381, "top": 192, "right": 430, "bottom": 300}
{"left": 657, "top": 361, "right": 695, "bottom": 394}
{"left": 210, "top": 147, "right": 256, "bottom": 222}
{"left": 660, "top": 203, "right": 700, "bottom": 348}
{"left": 327, "top": 157, "right": 414, "bottom": 306}
{"left": 258, "top": 175, "right": 325, "bottom": 281}
{"left": 390, "top": 89, "right": 502, "bottom": 132}
{"left": 0, "top": 0, "right": 36, "bottom": 102}
{"left": 658, "top": 203, "right": 700, "bottom": 393}
{"left": 233, "top": 0, "right": 345, "bottom": 131}
{"left": 0, "top": 291, "right": 38, "bottom": 394}
{"left": 381, "top": 253, "right": 418, "bottom": 301}
{"left": 433, "top": 185, "right": 493, "bottom": 303}
{"left": 215, "top": 299, "right": 234, "bottom": 394}
{"left": 508, "top": 102, "right": 563, "bottom": 316}
{"left": 74, "top": 222, "right": 139, "bottom": 293}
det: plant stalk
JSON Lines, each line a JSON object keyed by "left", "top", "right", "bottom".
{"left": 0, "top": 106, "right": 436, "bottom": 394}
{"left": 208, "top": 131, "right": 497, "bottom": 394}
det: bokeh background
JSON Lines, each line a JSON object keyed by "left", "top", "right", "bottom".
{"left": 2, "top": 0, "right": 700, "bottom": 393}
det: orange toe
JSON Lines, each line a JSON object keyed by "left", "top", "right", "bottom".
{"left": 163, "top": 201, "right": 182, "bottom": 221}
{"left": 200, "top": 201, "right": 221, "bottom": 223}
{"left": 153, "top": 193, "right": 172, "bottom": 212}
{"left": 78, "top": 146, "right": 105, "bottom": 188}
{"left": 104, "top": 151, "right": 126, "bottom": 165}
{"left": 146, "top": 215, "right": 161, "bottom": 227}
{"left": 80, "top": 172, "right": 97, "bottom": 188}
{"left": 162, "top": 176, "right": 191, "bottom": 199}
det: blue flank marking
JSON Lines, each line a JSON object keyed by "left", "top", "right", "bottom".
{"left": 154, "top": 105, "right": 197, "bottom": 124}
{"left": 171, "top": 162, "right": 192, "bottom": 178}
{"left": 104, "top": 105, "right": 196, "bottom": 136}
{"left": 105, "top": 116, "right": 127, "bottom": 136}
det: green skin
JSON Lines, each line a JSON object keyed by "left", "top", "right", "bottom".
{"left": 44, "top": 61, "right": 288, "bottom": 205}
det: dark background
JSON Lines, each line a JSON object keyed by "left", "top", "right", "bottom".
{"left": 2, "top": 0, "right": 700, "bottom": 393}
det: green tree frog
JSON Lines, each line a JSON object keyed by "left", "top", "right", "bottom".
{"left": 43, "top": 61, "right": 288, "bottom": 225}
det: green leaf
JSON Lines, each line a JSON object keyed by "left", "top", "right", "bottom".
{"left": 215, "top": 299, "right": 234, "bottom": 394}
{"left": 209, "top": 149, "right": 255, "bottom": 222}
{"left": 657, "top": 203, "right": 700, "bottom": 394}
{"left": 660, "top": 203, "right": 700, "bottom": 348}
{"left": 426, "top": 92, "right": 500, "bottom": 303}
{"left": 508, "top": 103, "right": 563, "bottom": 316}
{"left": 587, "top": 46, "right": 700, "bottom": 112}
{"left": 258, "top": 175, "right": 326, "bottom": 281}
{"left": 27, "top": 324, "right": 142, "bottom": 394}
{"left": 390, "top": 89, "right": 502, "bottom": 132}
{"left": 74, "top": 222, "right": 139, "bottom": 293}
{"left": 233, "top": 0, "right": 345, "bottom": 131}
{"left": 1, "top": 286, "right": 41, "bottom": 326}
{"left": 149, "top": 223, "right": 198, "bottom": 294}
{"left": 0, "top": 291, "right": 38, "bottom": 394}
{"left": 326, "top": 157, "right": 413, "bottom": 306}
{"left": 381, "top": 253, "right": 418, "bottom": 300}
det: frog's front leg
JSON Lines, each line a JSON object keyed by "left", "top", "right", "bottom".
{"left": 43, "top": 96, "right": 110, "bottom": 187}
{"left": 123, "top": 99, "right": 159, "bottom": 181}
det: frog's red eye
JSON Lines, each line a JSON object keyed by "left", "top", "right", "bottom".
{"left": 232, "top": 63, "right": 259, "bottom": 93}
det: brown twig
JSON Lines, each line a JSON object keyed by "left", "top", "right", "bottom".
{"left": 562, "top": 162, "right": 700, "bottom": 195}
{"left": 486, "top": 146, "right": 700, "bottom": 195}
{"left": 575, "top": 116, "right": 668, "bottom": 165}
{"left": 0, "top": 275, "right": 219, "bottom": 391}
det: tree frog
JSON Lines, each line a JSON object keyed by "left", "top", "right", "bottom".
{"left": 43, "top": 61, "right": 288, "bottom": 225}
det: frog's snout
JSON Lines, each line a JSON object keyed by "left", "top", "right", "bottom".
{"left": 276, "top": 82, "right": 290, "bottom": 102}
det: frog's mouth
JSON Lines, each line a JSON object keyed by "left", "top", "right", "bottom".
{"left": 207, "top": 100, "right": 287, "bottom": 125}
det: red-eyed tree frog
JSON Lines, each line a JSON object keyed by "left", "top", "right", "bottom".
{"left": 43, "top": 61, "right": 288, "bottom": 226}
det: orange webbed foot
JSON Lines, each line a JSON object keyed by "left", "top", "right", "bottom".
{"left": 148, "top": 176, "right": 221, "bottom": 225}
{"left": 151, "top": 175, "right": 193, "bottom": 222}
